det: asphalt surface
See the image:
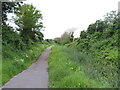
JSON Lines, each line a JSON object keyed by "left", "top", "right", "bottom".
{"left": 2, "top": 46, "right": 53, "bottom": 88}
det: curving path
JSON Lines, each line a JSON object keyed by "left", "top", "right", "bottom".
{"left": 2, "top": 46, "right": 53, "bottom": 88}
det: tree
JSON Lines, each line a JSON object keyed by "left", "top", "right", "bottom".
{"left": 111, "top": 12, "right": 120, "bottom": 30}
{"left": 14, "top": 4, "right": 44, "bottom": 44}
{"left": 87, "top": 20, "right": 108, "bottom": 34}
{"left": 103, "top": 11, "right": 119, "bottom": 37}
{"left": 66, "top": 28, "right": 76, "bottom": 41}
{"left": 2, "top": 2, "right": 24, "bottom": 49}
{"left": 60, "top": 32, "right": 71, "bottom": 45}
{"left": 95, "top": 20, "right": 108, "bottom": 32}
{"left": 70, "top": 31, "right": 74, "bottom": 42}
{"left": 54, "top": 37, "right": 61, "bottom": 44}
{"left": 104, "top": 11, "right": 117, "bottom": 26}
{"left": 80, "top": 31, "right": 87, "bottom": 39}
{"left": 87, "top": 23, "right": 96, "bottom": 34}
{"left": 35, "top": 31, "right": 44, "bottom": 41}
{"left": 2, "top": 2, "right": 22, "bottom": 25}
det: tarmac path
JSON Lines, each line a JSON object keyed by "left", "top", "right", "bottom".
{"left": 2, "top": 46, "right": 53, "bottom": 88}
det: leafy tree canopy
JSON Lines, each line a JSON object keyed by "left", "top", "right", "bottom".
{"left": 2, "top": 2, "right": 23, "bottom": 25}
{"left": 14, "top": 4, "right": 44, "bottom": 43}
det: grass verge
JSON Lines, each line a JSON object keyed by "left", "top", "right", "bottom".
{"left": 2, "top": 43, "right": 49, "bottom": 86}
{"left": 48, "top": 45, "right": 110, "bottom": 88}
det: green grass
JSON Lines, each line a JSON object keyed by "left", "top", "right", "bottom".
{"left": 2, "top": 43, "right": 49, "bottom": 86}
{"left": 48, "top": 45, "right": 110, "bottom": 88}
{"left": 0, "top": 56, "right": 2, "bottom": 86}
{"left": 0, "top": 35, "right": 2, "bottom": 86}
{"left": 65, "top": 30, "right": 118, "bottom": 88}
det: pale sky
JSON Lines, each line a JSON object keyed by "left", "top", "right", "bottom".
{"left": 9, "top": 0, "right": 120, "bottom": 39}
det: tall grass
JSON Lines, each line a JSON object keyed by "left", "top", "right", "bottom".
{"left": 48, "top": 45, "right": 110, "bottom": 88}
{"left": 0, "top": 63, "right": 1, "bottom": 86}
{"left": 66, "top": 32, "right": 118, "bottom": 88}
{"left": 2, "top": 43, "right": 49, "bottom": 86}
{"left": 63, "top": 47, "right": 118, "bottom": 87}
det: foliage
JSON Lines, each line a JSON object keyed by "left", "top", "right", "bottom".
{"left": 54, "top": 37, "right": 61, "bottom": 44}
{"left": 54, "top": 30, "right": 74, "bottom": 45}
{"left": 2, "top": 42, "right": 49, "bottom": 85}
{"left": 87, "top": 20, "right": 108, "bottom": 34}
{"left": 104, "top": 11, "right": 118, "bottom": 26}
{"left": 60, "top": 32, "right": 71, "bottom": 45}
{"left": 2, "top": 3, "right": 44, "bottom": 48}
{"left": 2, "top": 2, "right": 23, "bottom": 25}
{"left": 2, "top": 25, "right": 26, "bottom": 50}
{"left": 2, "top": 2, "right": 47, "bottom": 86}
{"left": 80, "top": 30, "right": 87, "bottom": 39}
{"left": 14, "top": 4, "right": 44, "bottom": 44}
{"left": 48, "top": 45, "right": 110, "bottom": 88}
{"left": 66, "top": 11, "right": 119, "bottom": 88}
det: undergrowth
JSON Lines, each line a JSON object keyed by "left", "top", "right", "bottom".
{"left": 66, "top": 30, "right": 118, "bottom": 88}
{"left": 48, "top": 45, "right": 110, "bottom": 88}
{"left": 2, "top": 43, "right": 49, "bottom": 86}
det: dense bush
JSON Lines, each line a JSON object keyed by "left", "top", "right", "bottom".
{"left": 66, "top": 11, "right": 119, "bottom": 87}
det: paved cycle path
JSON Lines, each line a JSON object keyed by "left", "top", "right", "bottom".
{"left": 2, "top": 46, "right": 53, "bottom": 88}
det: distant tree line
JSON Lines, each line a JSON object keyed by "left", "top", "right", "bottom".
{"left": 54, "top": 11, "right": 119, "bottom": 45}
{"left": 80, "top": 11, "right": 119, "bottom": 39}
{"left": 54, "top": 28, "right": 75, "bottom": 45}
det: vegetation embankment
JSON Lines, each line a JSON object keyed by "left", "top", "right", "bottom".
{"left": 1, "top": 1, "right": 119, "bottom": 88}
{"left": 66, "top": 11, "right": 119, "bottom": 88}
{"left": 48, "top": 45, "right": 110, "bottom": 88}
{"left": 66, "top": 31, "right": 118, "bottom": 87}
{"left": 2, "top": 42, "right": 49, "bottom": 85}
{"left": 50, "top": 11, "right": 119, "bottom": 88}
{"left": 1, "top": 2, "right": 51, "bottom": 86}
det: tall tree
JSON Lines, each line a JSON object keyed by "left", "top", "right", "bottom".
{"left": 95, "top": 20, "right": 108, "bottom": 32}
{"left": 2, "top": 2, "right": 23, "bottom": 47}
{"left": 87, "top": 20, "right": 108, "bottom": 34}
{"left": 60, "top": 32, "right": 71, "bottom": 45}
{"left": 2, "top": 2, "right": 22, "bottom": 25}
{"left": 80, "top": 31, "right": 87, "bottom": 39}
{"left": 66, "top": 28, "right": 76, "bottom": 42}
{"left": 87, "top": 23, "right": 96, "bottom": 34}
{"left": 104, "top": 11, "right": 117, "bottom": 26}
{"left": 14, "top": 4, "right": 44, "bottom": 44}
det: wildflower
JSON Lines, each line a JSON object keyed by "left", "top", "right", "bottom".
{"left": 70, "top": 67, "right": 74, "bottom": 70}
{"left": 26, "top": 54, "right": 28, "bottom": 57}
{"left": 20, "top": 59, "right": 24, "bottom": 63}
{"left": 30, "top": 50, "right": 33, "bottom": 53}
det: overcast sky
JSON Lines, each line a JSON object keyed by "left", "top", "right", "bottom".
{"left": 21, "top": 0, "right": 119, "bottom": 39}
